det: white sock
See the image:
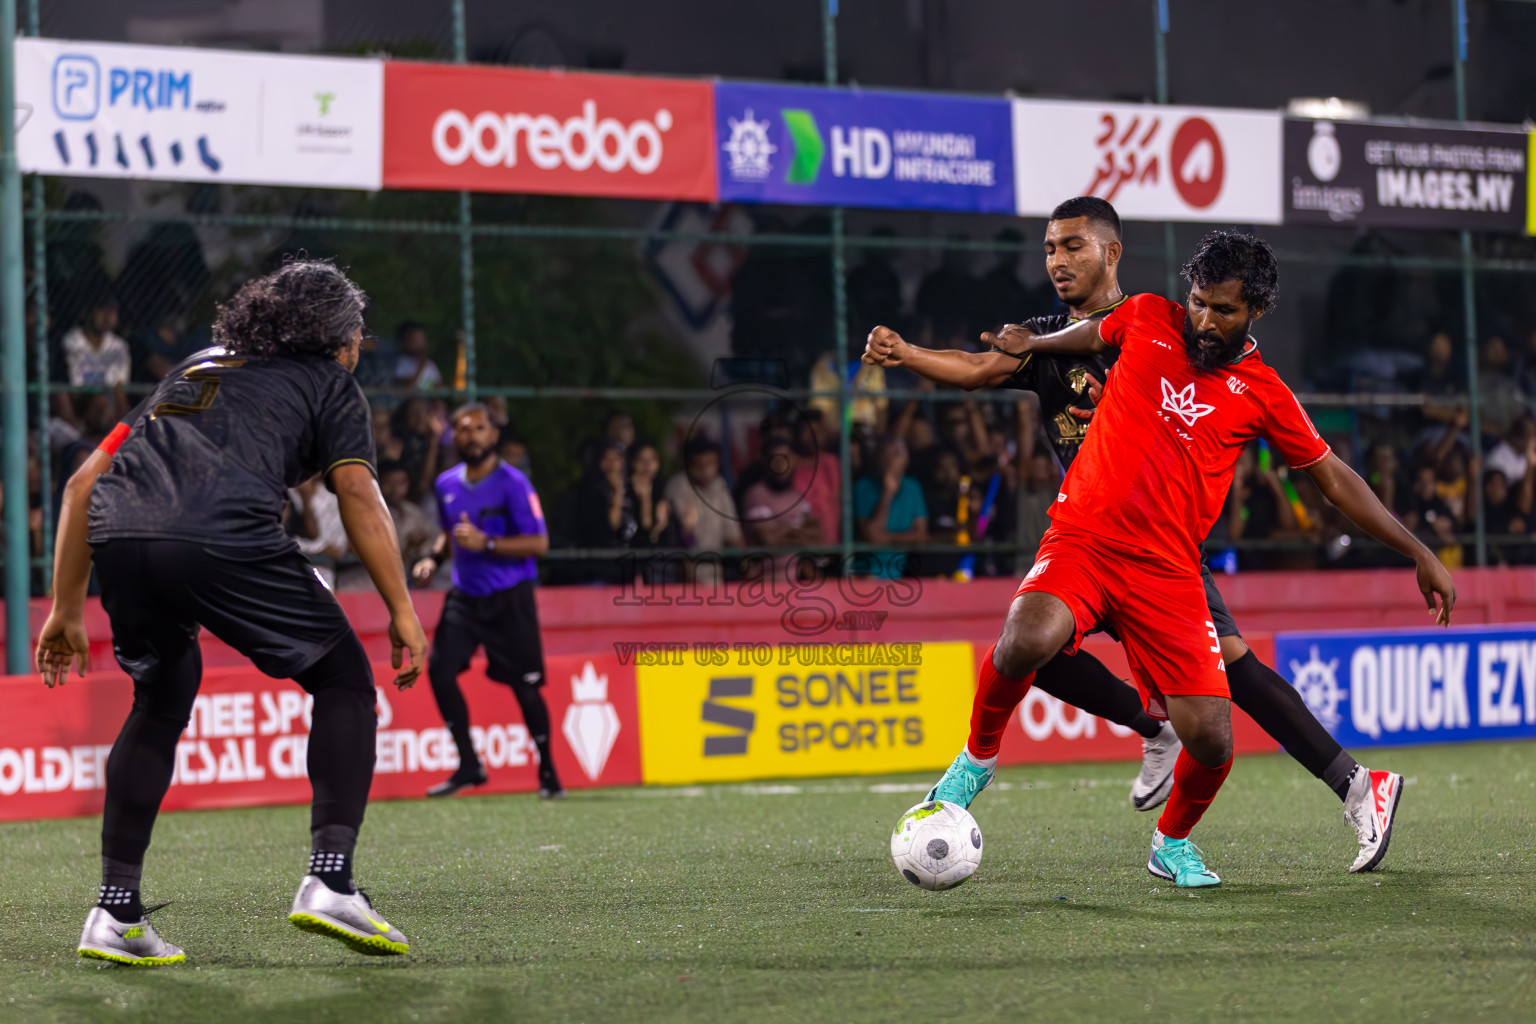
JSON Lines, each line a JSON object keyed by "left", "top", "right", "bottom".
{"left": 962, "top": 748, "right": 997, "bottom": 771}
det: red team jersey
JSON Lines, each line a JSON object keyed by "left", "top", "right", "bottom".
{"left": 1049, "top": 293, "right": 1331, "bottom": 570}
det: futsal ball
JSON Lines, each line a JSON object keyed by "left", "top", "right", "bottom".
{"left": 890, "top": 800, "right": 983, "bottom": 891}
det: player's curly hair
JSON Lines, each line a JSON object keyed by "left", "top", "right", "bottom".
{"left": 1181, "top": 230, "right": 1279, "bottom": 314}
{"left": 212, "top": 258, "right": 367, "bottom": 361}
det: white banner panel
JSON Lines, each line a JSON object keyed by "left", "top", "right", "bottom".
{"left": 1012, "top": 99, "right": 1282, "bottom": 224}
{"left": 15, "top": 38, "right": 382, "bottom": 190}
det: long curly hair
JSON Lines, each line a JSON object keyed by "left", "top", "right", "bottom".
{"left": 212, "top": 258, "right": 368, "bottom": 361}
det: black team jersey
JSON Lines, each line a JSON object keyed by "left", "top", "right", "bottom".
{"left": 989, "top": 299, "right": 1124, "bottom": 470}
{"left": 88, "top": 347, "right": 376, "bottom": 551}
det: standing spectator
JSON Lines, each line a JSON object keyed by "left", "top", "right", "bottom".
{"left": 56, "top": 295, "right": 130, "bottom": 431}
{"left": 412, "top": 403, "right": 562, "bottom": 800}
{"left": 665, "top": 436, "right": 743, "bottom": 581}
{"left": 380, "top": 462, "right": 439, "bottom": 571}
{"left": 393, "top": 399, "right": 447, "bottom": 501}
{"left": 854, "top": 436, "right": 928, "bottom": 578}
{"left": 393, "top": 322, "right": 442, "bottom": 390}
{"left": 626, "top": 441, "right": 675, "bottom": 549}
{"left": 740, "top": 435, "right": 822, "bottom": 549}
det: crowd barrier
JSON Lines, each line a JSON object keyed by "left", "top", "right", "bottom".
{"left": 3, "top": 567, "right": 1532, "bottom": 822}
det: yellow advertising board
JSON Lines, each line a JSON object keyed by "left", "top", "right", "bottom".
{"left": 635, "top": 642, "right": 975, "bottom": 784}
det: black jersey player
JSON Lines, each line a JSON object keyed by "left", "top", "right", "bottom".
{"left": 863, "top": 197, "right": 1403, "bottom": 873}
{"left": 36, "top": 260, "right": 428, "bottom": 964}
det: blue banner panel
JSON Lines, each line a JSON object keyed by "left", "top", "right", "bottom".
{"left": 1274, "top": 625, "right": 1536, "bottom": 748}
{"left": 714, "top": 82, "right": 1015, "bottom": 214}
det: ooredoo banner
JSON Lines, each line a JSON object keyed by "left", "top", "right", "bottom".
{"left": 715, "top": 82, "right": 1015, "bottom": 213}
{"left": 1285, "top": 119, "right": 1526, "bottom": 231}
{"left": 1012, "top": 99, "right": 1282, "bottom": 224}
{"left": 14, "top": 37, "right": 383, "bottom": 189}
{"left": 0, "top": 654, "right": 639, "bottom": 822}
{"left": 382, "top": 62, "right": 716, "bottom": 200}
{"left": 1275, "top": 625, "right": 1536, "bottom": 749}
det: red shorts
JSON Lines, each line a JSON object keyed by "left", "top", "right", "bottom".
{"left": 1015, "top": 523, "right": 1229, "bottom": 718}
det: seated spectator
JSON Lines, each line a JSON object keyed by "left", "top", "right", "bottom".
{"left": 373, "top": 407, "right": 406, "bottom": 464}
{"left": 1017, "top": 447, "right": 1059, "bottom": 562}
{"left": 665, "top": 436, "right": 743, "bottom": 583}
{"left": 626, "top": 441, "right": 675, "bottom": 549}
{"left": 288, "top": 475, "right": 349, "bottom": 586}
{"left": 921, "top": 447, "right": 965, "bottom": 577}
{"left": 355, "top": 330, "right": 398, "bottom": 389}
{"left": 1403, "top": 464, "right": 1462, "bottom": 568}
{"left": 1480, "top": 465, "right": 1533, "bottom": 565}
{"left": 1485, "top": 416, "right": 1534, "bottom": 487}
{"left": 1408, "top": 330, "right": 1465, "bottom": 439}
{"left": 380, "top": 461, "right": 439, "bottom": 571}
{"left": 55, "top": 295, "right": 130, "bottom": 432}
{"left": 394, "top": 322, "right": 443, "bottom": 390}
{"left": 129, "top": 304, "right": 199, "bottom": 382}
{"left": 740, "top": 435, "right": 822, "bottom": 549}
{"left": 575, "top": 440, "right": 635, "bottom": 550}
{"left": 1365, "top": 442, "right": 1402, "bottom": 514}
{"left": 1479, "top": 335, "right": 1522, "bottom": 440}
{"left": 854, "top": 436, "right": 928, "bottom": 578}
{"left": 392, "top": 398, "right": 448, "bottom": 500}
{"left": 498, "top": 432, "right": 533, "bottom": 477}
{"left": 792, "top": 410, "right": 840, "bottom": 546}
{"left": 603, "top": 410, "right": 636, "bottom": 452}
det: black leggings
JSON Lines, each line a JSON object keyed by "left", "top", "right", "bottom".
{"left": 100, "top": 632, "right": 376, "bottom": 865}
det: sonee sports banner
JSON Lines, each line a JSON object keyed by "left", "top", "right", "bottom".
{"left": 714, "top": 82, "right": 1015, "bottom": 214}
{"left": 1275, "top": 624, "right": 1536, "bottom": 749}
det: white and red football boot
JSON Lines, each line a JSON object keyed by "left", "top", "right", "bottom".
{"left": 1343, "top": 767, "right": 1403, "bottom": 873}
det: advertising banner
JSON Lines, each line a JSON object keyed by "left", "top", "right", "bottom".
{"left": 1275, "top": 625, "right": 1536, "bottom": 749}
{"left": 1285, "top": 119, "right": 1526, "bottom": 231}
{"left": 14, "top": 37, "right": 383, "bottom": 189}
{"left": 635, "top": 641, "right": 975, "bottom": 784}
{"left": 714, "top": 82, "right": 1015, "bottom": 213}
{"left": 1011, "top": 99, "right": 1282, "bottom": 224}
{"left": 382, "top": 62, "right": 716, "bottom": 201}
{"left": 0, "top": 654, "right": 640, "bottom": 822}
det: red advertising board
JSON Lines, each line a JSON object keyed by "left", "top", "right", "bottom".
{"left": 383, "top": 62, "right": 716, "bottom": 200}
{"left": 0, "top": 653, "right": 640, "bottom": 822}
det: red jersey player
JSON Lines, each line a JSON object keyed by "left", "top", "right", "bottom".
{"left": 901, "top": 230, "right": 1455, "bottom": 887}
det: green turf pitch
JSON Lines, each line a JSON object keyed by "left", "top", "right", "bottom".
{"left": 1, "top": 743, "right": 1533, "bottom": 1024}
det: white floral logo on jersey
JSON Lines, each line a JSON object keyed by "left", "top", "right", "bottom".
{"left": 1160, "top": 378, "right": 1215, "bottom": 426}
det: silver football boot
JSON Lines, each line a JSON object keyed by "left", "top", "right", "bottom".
{"left": 77, "top": 907, "right": 185, "bottom": 966}
{"left": 288, "top": 875, "right": 409, "bottom": 955}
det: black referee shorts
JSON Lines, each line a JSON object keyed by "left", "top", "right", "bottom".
{"left": 1200, "top": 562, "right": 1242, "bottom": 639}
{"left": 429, "top": 581, "right": 546, "bottom": 688}
{"left": 92, "top": 539, "right": 356, "bottom": 682}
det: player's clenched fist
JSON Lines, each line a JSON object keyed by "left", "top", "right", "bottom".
{"left": 864, "top": 325, "right": 909, "bottom": 366}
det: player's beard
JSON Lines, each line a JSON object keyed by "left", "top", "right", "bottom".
{"left": 458, "top": 443, "right": 492, "bottom": 467}
{"left": 1183, "top": 315, "right": 1251, "bottom": 370}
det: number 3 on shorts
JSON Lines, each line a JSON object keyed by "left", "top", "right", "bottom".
{"left": 1205, "top": 620, "right": 1220, "bottom": 653}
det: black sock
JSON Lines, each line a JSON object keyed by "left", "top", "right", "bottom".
{"left": 534, "top": 734, "right": 560, "bottom": 788}
{"left": 308, "top": 849, "right": 354, "bottom": 894}
{"left": 1032, "top": 650, "right": 1163, "bottom": 739}
{"left": 98, "top": 884, "right": 144, "bottom": 922}
{"left": 1226, "top": 651, "right": 1358, "bottom": 801}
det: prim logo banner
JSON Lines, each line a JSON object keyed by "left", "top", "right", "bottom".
{"left": 635, "top": 642, "right": 974, "bottom": 784}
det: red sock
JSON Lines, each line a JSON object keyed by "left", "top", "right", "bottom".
{"left": 966, "top": 644, "right": 1033, "bottom": 761}
{"left": 1156, "top": 750, "right": 1233, "bottom": 839}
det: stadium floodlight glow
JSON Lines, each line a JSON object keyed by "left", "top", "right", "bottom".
{"left": 1286, "top": 97, "right": 1371, "bottom": 121}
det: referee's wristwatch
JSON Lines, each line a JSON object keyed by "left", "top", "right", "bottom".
{"left": 486, "top": 536, "right": 497, "bottom": 554}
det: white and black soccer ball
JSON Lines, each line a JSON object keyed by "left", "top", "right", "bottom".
{"left": 890, "top": 800, "right": 983, "bottom": 891}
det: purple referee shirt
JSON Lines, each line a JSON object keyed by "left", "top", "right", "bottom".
{"left": 435, "top": 460, "right": 545, "bottom": 596}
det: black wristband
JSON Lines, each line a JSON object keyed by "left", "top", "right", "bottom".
{"left": 430, "top": 550, "right": 446, "bottom": 567}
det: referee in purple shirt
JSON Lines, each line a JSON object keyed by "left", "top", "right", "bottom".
{"left": 412, "top": 403, "right": 563, "bottom": 799}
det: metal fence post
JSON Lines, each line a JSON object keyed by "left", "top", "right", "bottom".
{"left": 1452, "top": 0, "right": 1486, "bottom": 566}
{"left": 1153, "top": 0, "right": 1179, "bottom": 299}
{"left": 29, "top": 177, "right": 49, "bottom": 590}
{"left": 823, "top": 0, "right": 854, "bottom": 569}
{"left": 2, "top": 0, "right": 32, "bottom": 672}
{"left": 452, "top": 0, "right": 477, "bottom": 399}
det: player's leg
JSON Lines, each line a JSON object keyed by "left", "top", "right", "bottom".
{"left": 79, "top": 540, "right": 196, "bottom": 965}
{"left": 286, "top": 632, "right": 408, "bottom": 955}
{"left": 1031, "top": 649, "right": 1181, "bottom": 812}
{"left": 425, "top": 589, "right": 488, "bottom": 795}
{"left": 927, "top": 527, "right": 1105, "bottom": 808}
{"left": 486, "top": 580, "right": 563, "bottom": 799}
{"left": 179, "top": 545, "right": 408, "bottom": 954}
{"left": 1204, "top": 567, "right": 1402, "bottom": 871}
{"left": 1113, "top": 565, "right": 1232, "bottom": 887}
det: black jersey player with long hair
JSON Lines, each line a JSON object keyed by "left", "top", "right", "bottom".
{"left": 864, "top": 197, "right": 1406, "bottom": 874}
{"left": 37, "top": 259, "right": 428, "bottom": 964}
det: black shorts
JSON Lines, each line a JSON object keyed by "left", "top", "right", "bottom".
{"left": 429, "top": 581, "right": 546, "bottom": 688}
{"left": 1200, "top": 562, "right": 1241, "bottom": 639}
{"left": 92, "top": 539, "right": 355, "bottom": 681}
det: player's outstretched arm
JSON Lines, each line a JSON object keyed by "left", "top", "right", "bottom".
{"left": 983, "top": 318, "right": 1107, "bottom": 359}
{"left": 1305, "top": 453, "right": 1456, "bottom": 625}
{"left": 863, "top": 326, "right": 1022, "bottom": 390}
{"left": 36, "top": 448, "right": 111, "bottom": 686}
{"left": 332, "top": 463, "right": 428, "bottom": 688}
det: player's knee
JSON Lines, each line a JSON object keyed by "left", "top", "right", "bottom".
{"left": 992, "top": 631, "right": 1053, "bottom": 679}
{"left": 1184, "top": 721, "right": 1233, "bottom": 766}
